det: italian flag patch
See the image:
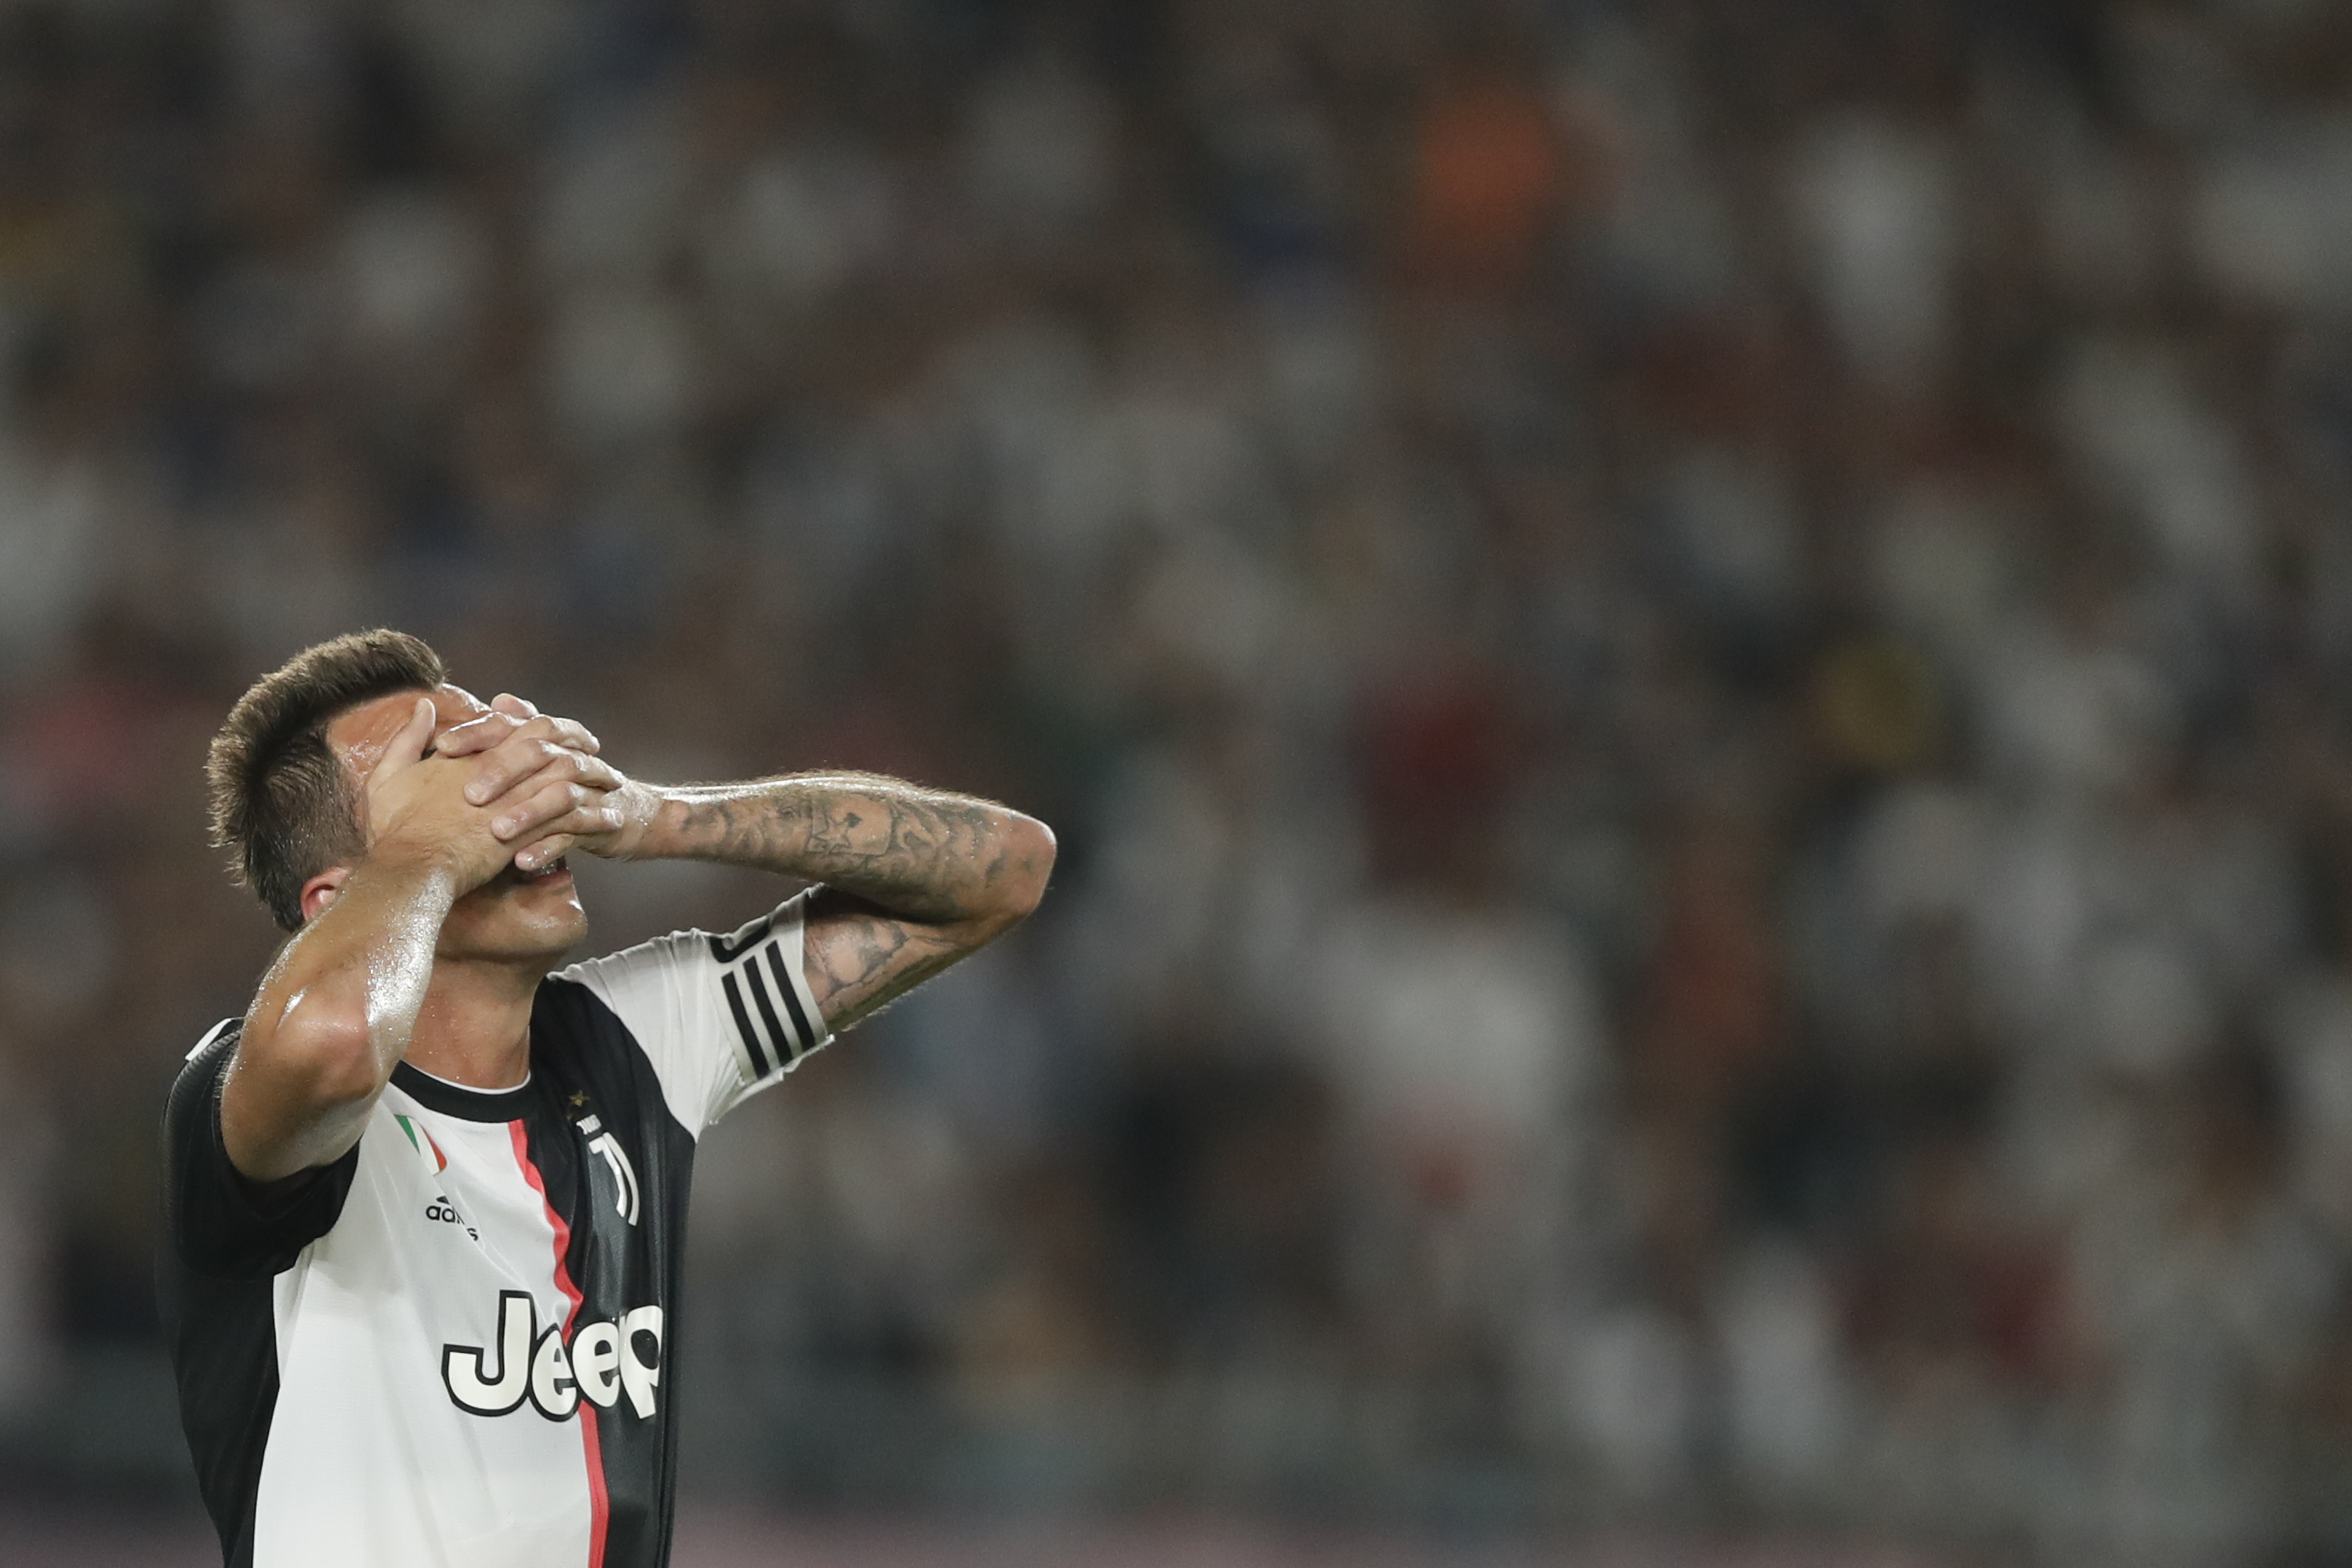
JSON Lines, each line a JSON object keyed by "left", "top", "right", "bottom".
{"left": 394, "top": 1113, "right": 448, "bottom": 1174}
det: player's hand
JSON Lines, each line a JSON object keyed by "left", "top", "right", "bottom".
{"left": 438, "top": 694, "right": 651, "bottom": 870}
{"left": 361, "top": 699, "right": 524, "bottom": 891}
{"left": 556, "top": 772, "right": 662, "bottom": 866}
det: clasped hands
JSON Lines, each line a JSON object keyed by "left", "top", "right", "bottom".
{"left": 364, "top": 691, "right": 655, "bottom": 886}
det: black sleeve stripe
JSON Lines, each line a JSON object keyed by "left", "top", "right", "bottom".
{"left": 719, "top": 971, "right": 776, "bottom": 1080}
{"left": 761, "top": 941, "right": 815, "bottom": 1058}
{"left": 739, "top": 961, "right": 795, "bottom": 1080}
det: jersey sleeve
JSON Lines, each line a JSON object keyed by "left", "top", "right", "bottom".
{"left": 163, "top": 1020, "right": 362, "bottom": 1279}
{"left": 554, "top": 888, "right": 834, "bottom": 1138}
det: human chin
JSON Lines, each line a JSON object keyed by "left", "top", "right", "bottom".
{"left": 443, "top": 862, "right": 587, "bottom": 958}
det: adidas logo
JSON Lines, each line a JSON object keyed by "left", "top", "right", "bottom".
{"left": 423, "top": 1199, "right": 478, "bottom": 1241}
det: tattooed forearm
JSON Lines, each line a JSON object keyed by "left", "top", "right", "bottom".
{"left": 799, "top": 896, "right": 967, "bottom": 1032}
{"left": 626, "top": 771, "right": 1054, "bottom": 1034}
{"left": 647, "top": 773, "right": 1054, "bottom": 930}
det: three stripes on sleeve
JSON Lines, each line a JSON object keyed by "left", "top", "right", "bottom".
{"left": 709, "top": 913, "right": 822, "bottom": 1081}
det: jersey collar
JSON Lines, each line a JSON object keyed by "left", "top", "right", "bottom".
{"left": 389, "top": 1061, "right": 537, "bottom": 1123}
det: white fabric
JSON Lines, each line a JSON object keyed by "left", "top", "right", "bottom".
{"left": 253, "top": 1096, "right": 594, "bottom": 1568}
{"left": 555, "top": 889, "right": 832, "bottom": 1136}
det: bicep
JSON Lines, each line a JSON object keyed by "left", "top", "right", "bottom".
{"left": 800, "top": 887, "right": 979, "bottom": 1034}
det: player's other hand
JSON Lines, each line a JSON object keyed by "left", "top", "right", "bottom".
{"left": 361, "top": 699, "right": 527, "bottom": 891}
{"left": 435, "top": 693, "right": 655, "bottom": 870}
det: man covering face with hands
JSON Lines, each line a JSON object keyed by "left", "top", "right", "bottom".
{"left": 164, "top": 630, "right": 1054, "bottom": 1568}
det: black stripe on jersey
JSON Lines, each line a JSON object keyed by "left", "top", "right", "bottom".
{"left": 530, "top": 978, "right": 701, "bottom": 1568}
{"left": 740, "top": 960, "right": 794, "bottom": 1076}
{"left": 719, "top": 971, "right": 776, "bottom": 1079}
{"left": 763, "top": 941, "right": 815, "bottom": 1059}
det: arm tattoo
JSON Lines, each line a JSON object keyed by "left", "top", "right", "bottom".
{"left": 797, "top": 893, "right": 966, "bottom": 1032}
{"left": 649, "top": 771, "right": 1051, "bottom": 1033}
{"left": 661, "top": 773, "right": 1036, "bottom": 926}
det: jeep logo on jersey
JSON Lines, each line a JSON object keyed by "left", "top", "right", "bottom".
{"left": 442, "top": 1291, "right": 664, "bottom": 1421}
{"left": 576, "top": 1113, "right": 641, "bottom": 1225}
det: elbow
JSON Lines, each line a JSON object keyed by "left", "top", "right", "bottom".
{"left": 223, "top": 993, "right": 389, "bottom": 1183}
{"left": 988, "top": 813, "right": 1058, "bottom": 931}
{"left": 259, "top": 1005, "right": 385, "bottom": 1116}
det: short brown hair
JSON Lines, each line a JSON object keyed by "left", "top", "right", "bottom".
{"left": 206, "top": 630, "right": 448, "bottom": 931}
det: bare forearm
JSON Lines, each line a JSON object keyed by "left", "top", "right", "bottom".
{"left": 227, "top": 858, "right": 459, "bottom": 1178}
{"left": 635, "top": 774, "right": 1054, "bottom": 929}
{"left": 290, "top": 859, "right": 455, "bottom": 1056}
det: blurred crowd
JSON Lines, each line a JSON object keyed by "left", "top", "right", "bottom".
{"left": 6, "top": 0, "right": 2352, "bottom": 1559}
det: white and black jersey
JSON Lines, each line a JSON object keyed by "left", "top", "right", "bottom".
{"left": 161, "top": 893, "right": 831, "bottom": 1568}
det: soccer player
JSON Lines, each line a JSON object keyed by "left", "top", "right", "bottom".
{"left": 162, "top": 630, "right": 1055, "bottom": 1568}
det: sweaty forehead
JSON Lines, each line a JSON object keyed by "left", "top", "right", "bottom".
{"left": 325, "top": 684, "right": 488, "bottom": 771}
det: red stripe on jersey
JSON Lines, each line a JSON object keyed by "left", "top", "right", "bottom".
{"left": 509, "top": 1119, "right": 608, "bottom": 1568}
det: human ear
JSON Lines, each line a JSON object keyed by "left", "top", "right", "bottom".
{"left": 300, "top": 867, "right": 353, "bottom": 924}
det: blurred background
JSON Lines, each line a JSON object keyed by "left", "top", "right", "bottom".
{"left": 2, "top": 0, "right": 2350, "bottom": 1563}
